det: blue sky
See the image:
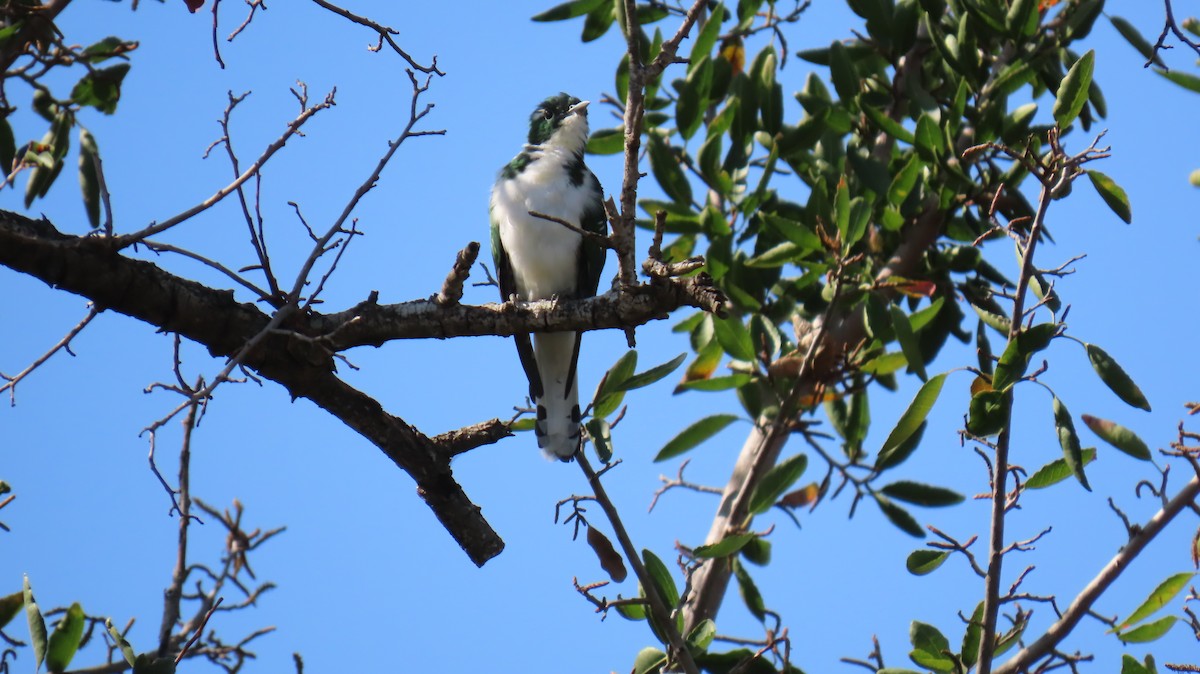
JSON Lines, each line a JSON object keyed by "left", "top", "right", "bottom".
{"left": 3, "top": 1, "right": 1199, "bottom": 673}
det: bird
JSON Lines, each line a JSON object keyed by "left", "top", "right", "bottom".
{"left": 489, "top": 92, "right": 607, "bottom": 461}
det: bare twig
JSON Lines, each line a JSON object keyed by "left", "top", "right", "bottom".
{"left": 308, "top": 0, "right": 443, "bottom": 74}
{"left": 1, "top": 304, "right": 100, "bottom": 405}
{"left": 993, "top": 474, "right": 1200, "bottom": 674}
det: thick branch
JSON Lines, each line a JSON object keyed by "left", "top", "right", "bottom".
{"left": 0, "top": 209, "right": 502, "bottom": 565}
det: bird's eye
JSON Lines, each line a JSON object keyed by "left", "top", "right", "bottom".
{"left": 542, "top": 109, "right": 553, "bottom": 120}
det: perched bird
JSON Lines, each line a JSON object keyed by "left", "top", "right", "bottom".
{"left": 489, "top": 93, "right": 607, "bottom": 460}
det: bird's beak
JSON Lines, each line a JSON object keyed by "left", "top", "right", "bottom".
{"left": 569, "top": 100, "right": 590, "bottom": 117}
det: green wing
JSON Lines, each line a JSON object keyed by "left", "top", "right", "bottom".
{"left": 576, "top": 170, "right": 607, "bottom": 298}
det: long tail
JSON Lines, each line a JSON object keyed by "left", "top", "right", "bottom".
{"left": 533, "top": 331, "right": 582, "bottom": 460}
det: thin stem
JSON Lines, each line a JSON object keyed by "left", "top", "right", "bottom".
{"left": 977, "top": 180, "right": 1053, "bottom": 674}
{"left": 576, "top": 451, "right": 699, "bottom": 674}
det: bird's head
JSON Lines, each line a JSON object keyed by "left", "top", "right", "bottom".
{"left": 526, "top": 92, "right": 590, "bottom": 153}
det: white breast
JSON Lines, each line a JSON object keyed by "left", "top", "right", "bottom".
{"left": 491, "top": 148, "right": 590, "bottom": 300}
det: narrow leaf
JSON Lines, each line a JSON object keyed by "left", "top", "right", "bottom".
{"left": 104, "top": 620, "right": 136, "bottom": 668}
{"left": 1085, "top": 343, "right": 1151, "bottom": 411}
{"left": 1080, "top": 414, "right": 1152, "bottom": 460}
{"left": 25, "top": 575, "right": 47, "bottom": 673}
{"left": 732, "top": 560, "right": 766, "bottom": 621}
{"left": 881, "top": 481, "right": 965, "bottom": 507}
{"left": 592, "top": 350, "right": 638, "bottom": 419}
{"left": 875, "top": 494, "right": 924, "bottom": 537}
{"left": 1053, "top": 49, "right": 1095, "bottom": 128}
{"left": 1053, "top": 397, "right": 1091, "bottom": 490}
{"left": 693, "top": 533, "right": 757, "bottom": 559}
{"left": 878, "top": 373, "right": 946, "bottom": 459}
{"left": 532, "top": 0, "right": 606, "bottom": 22}
{"left": 1118, "top": 615, "right": 1178, "bottom": 643}
{"left": 618, "top": 353, "right": 687, "bottom": 392}
{"left": 46, "top": 602, "right": 85, "bottom": 673}
{"left": 641, "top": 549, "right": 679, "bottom": 607}
{"left": 890, "top": 305, "right": 926, "bottom": 381}
{"left": 1025, "top": 448, "right": 1097, "bottom": 489}
{"left": 1086, "top": 170, "right": 1132, "bottom": 224}
{"left": 748, "top": 453, "right": 808, "bottom": 514}
{"left": 1119, "top": 572, "right": 1196, "bottom": 629}
{"left": 655, "top": 414, "right": 739, "bottom": 462}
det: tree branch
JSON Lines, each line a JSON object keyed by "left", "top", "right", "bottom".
{"left": 0, "top": 209, "right": 502, "bottom": 565}
{"left": 993, "top": 474, "right": 1200, "bottom": 674}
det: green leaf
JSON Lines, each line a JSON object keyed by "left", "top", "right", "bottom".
{"left": 70, "top": 63, "right": 131, "bottom": 114}
{"left": 740, "top": 537, "right": 771, "bottom": 566}
{"left": 713, "top": 315, "right": 755, "bottom": 362}
{"left": 587, "top": 127, "right": 625, "bottom": 155}
{"left": 1154, "top": 68, "right": 1200, "bottom": 95}
{"left": 1118, "top": 616, "right": 1178, "bottom": 643}
{"left": 677, "top": 374, "right": 752, "bottom": 393}
{"left": 615, "top": 600, "right": 646, "bottom": 621}
{"left": 1053, "top": 49, "right": 1095, "bottom": 128}
{"left": 1121, "top": 654, "right": 1156, "bottom": 674}
{"left": 1053, "top": 397, "right": 1090, "bottom": 491}
{"left": 876, "top": 421, "right": 926, "bottom": 471}
{"left": 46, "top": 602, "right": 85, "bottom": 673}
{"left": 693, "top": 533, "right": 757, "bottom": 559}
{"left": 746, "top": 241, "right": 805, "bottom": 268}
{"left": 25, "top": 575, "right": 48, "bottom": 673}
{"left": 909, "top": 621, "right": 953, "bottom": 672}
{"left": 647, "top": 135, "right": 692, "bottom": 204}
{"left": 878, "top": 374, "right": 946, "bottom": 462}
{"left": 1080, "top": 414, "right": 1152, "bottom": 460}
{"left": 827, "top": 40, "right": 858, "bottom": 104}
{"left": 1109, "top": 16, "right": 1166, "bottom": 68}
{"left": 881, "top": 481, "right": 964, "bottom": 507}
{"left": 686, "top": 618, "right": 717, "bottom": 652}
{"left": 889, "top": 305, "right": 927, "bottom": 381}
{"left": 1025, "top": 448, "right": 1097, "bottom": 489}
{"left": 1119, "top": 572, "right": 1196, "bottom": 629}
{"left": 1005, "top": 0, "right": 1039, "bottom": 36}
{"left": 79, "top": 129, "right": 101, "bottom": 228}
{"left": 992, "top": 322, "right": 1058, "bottom": 391}
{"left": 655, "top": 414, "right": 740, "bottom": 462}
{"left": 677, "top": 55, "right": 711, "bottom": 140}
{"left": 0, "top": 591, "right": 21, "bottom": 631}
{"left": 1085, "top": 343, "right": 1151, "bottom": 411}
{"left": 105, "top": 619, "right": 137, "bottom": 667}
{"left": 1086, "top": 170, "right": 1132, "bottom": 224}
{"left": 967, "top": 389, "right": 1006, "bottom": 437}
{"left": 887, "top": 154, "right": 923, "bottom": 207}
{"left": 619, "top": 353, "right": 687, "bottom": 392}
{"left": 906, "top": 549, "right": 949, "bottom": 575}
{"left": 961, "top": 602, "right": 984, "bottom": 668}
{"left": 732, "top": 559, "right": 766, "bottom": 621}
{"left": 864, "top": 105, "right": 915, "bottom": 145}
{"left": 531, "top": 0, "right": 606, "bottom": 21}
{"left": 876, "top": 494, "right": 924, "bottom": 537}
{"left": 593, "top": 350, "right": 639, "bottom": 419}
{"left": 761, "top": 212, "right": 822, "bottom": 250}
{"left": 632, "top": 647, "right": 668, "bottom": 674}
{"left": 642, "top": 549, "right": 679, "bottom": 606}
{"left": 509, "top": 417, "right": 536, "bottom": 432}
{"left": 0, "top": 117, "right": 15, "bottom": 175}
{"left": 586, "top": 418, "right": 613, "bottom": 463}
{"left": 691, "top": 3, "right": 725, "bottom": 62}
{"left": 914, "top": 113, "right": 944, "bottom": 162}
{"left": 748, "top": 453, "right": 807, "bottom": 514}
